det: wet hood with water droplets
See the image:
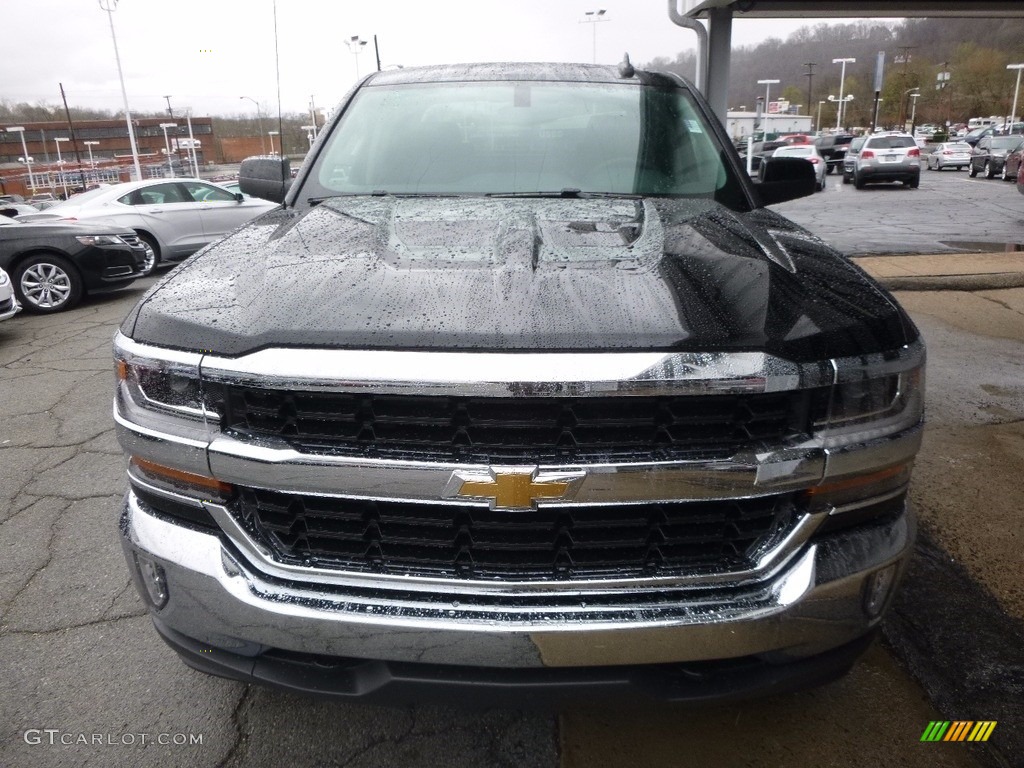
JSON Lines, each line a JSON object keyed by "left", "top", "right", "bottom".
{"left": 121, "top": 196, "right": 916, "bottom": 361}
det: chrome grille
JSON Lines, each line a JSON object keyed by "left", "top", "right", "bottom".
{"left": 231, "top": 489, "right": 799, "bottom": 581}
{"left": 218, "top": 388, "right": 820, "bottom": 463}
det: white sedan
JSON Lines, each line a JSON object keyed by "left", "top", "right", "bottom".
{"left": 771, "top": 145, "right": 828, "bottom": 191}
{"left": 0, "top": 267, "right": 21, "bottom": 322}
{"left": 16, "top": 178, "right": 277, "bottom": 275}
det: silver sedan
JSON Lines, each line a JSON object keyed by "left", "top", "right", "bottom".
{"left": 927, "top": 142, "right": 972, "bottom": 171}
{"left": 16, "top": 179, "right": 277, "bottom": 275}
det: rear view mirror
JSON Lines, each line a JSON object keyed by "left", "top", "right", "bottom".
{"left": 753, "top": 157, "right": 816, "bottom": 206}
{"left": 239, "top": 156, "right": 292, "bottom": 204}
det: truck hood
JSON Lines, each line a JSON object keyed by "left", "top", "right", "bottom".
{"left": 122, "top": 196, "right": 915, "bottom": 361}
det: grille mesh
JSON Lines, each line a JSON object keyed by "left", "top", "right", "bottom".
{"left": 219, "top": 388, "right": 816, "bottom": 463}
{"left": 232, "top": 489, "right": 798, "bottom": 581}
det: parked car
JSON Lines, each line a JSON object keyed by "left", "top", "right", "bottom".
{"left": 962, "top": 125, "right": 997, "bottom": 147}
{"left": 772, "top": 144, "right": 827, "bottom": 190}
{"left": 0, "top": 218, "right": 146, "bottom": 313}
{"left": 969, "top": 136, "right": 1024, "bottom": 178}
{"left": 840, "top": 135, "right": 867, "bottom": 183}
{"left": 1, "top": 202, "right": 40, "bottom": 218}
{"left": 1002, "top": 142, "right": 1024, "bottom": 181}
{"left": 0, "top": 266, "right": 20, "bottom": 322}
{"left": 15, "top": 178, "right": 277, "bottom": 276}
{"left": 843, "top": 131, "right": 921, "bottom": 189}
{"left": 926, "top": 142, "right": 972, "bottom": 171}
{"left": 814, "top": 133, "right": 855, "bottom": 174}
{"left": 114, "top": 62, "right": 924, "bottom": 705}
{"left": 742, "top": 139, "right": 787, "bottom": 174}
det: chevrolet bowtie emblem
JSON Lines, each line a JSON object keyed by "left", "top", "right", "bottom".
{"left": 447, "top": 468, "right": 585, "bottom": 511}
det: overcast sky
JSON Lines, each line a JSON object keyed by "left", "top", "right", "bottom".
{"left": 0, "top": 1, "right": 878, "bottom": 118}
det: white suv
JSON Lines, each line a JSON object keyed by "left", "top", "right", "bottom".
{"left": 842, "top": 132, "right": 921, "bottom": 189}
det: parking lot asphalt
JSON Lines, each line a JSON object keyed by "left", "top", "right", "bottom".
{"left": 2, "top": 172, "right": 1023, "bottom": 767}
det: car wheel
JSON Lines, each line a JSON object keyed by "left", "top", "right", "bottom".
{"left": 854, "top": 172, "right": 865, "bottom": 189}
{"left": 826, "top": 165, "right": 835, "bottom": 175}
{"left": 984, "top": 160, "right": 995, "bottom": 179}
{"left": 969, "top": 163, "right": 978, "bottom": 177}
{"left": 137, "top": 233, "right": 160, "bottom": 277}
{"left": 908, "top": 176, "right": 920, "bottom": 189}
{"left": 13, "top": 254, "right": 83, "bottom": 313}
{"left": 818, "top": 176, "right": 826, "bottom": 191}
{"left": 842, "top": 170, "right": 851, "bottom": 185}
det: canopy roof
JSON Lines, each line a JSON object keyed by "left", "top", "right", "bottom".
{"left": 680, "top": 0, "right": 1024, "bottom": 18}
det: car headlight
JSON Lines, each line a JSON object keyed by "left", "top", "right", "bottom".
{"left": 816, "top": 366, "right": 924, "bottom": 449}
{"left": 76, "top": 234, "right": 129, "bottom": 246}
{"left": 804, "top": 342, "right": 925, "bottom": 530}
{"left": 0, "top": 270, "right": 9, "bottom": 287}
{"left": 113, "top": 333, "right": 217, "bottom": 424}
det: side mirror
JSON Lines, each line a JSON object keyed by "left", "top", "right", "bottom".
{"left": 234, "top": 192, "right": 244, "bottom": 203}
{"left": 753, "top": 157, "right": 817, "bottom": 206}
{"left": 239, "top": 156, "right": 292, "bottom": 204}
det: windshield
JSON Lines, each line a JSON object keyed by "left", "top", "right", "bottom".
{"left": 50, "top": 186, "right": 111, "bottom": 207}
{"left": 306, "top": 80, "right": 747, "bottom": 208}
{"left": 990, "top": 137, "right": 1022, "bottom": 150}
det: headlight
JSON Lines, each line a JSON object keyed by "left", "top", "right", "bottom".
{"left": 116, "top": 356, "right": 206, "bottom": 418}
{"left": 0, "top": 270, "right": 9, "bottom": 287}
{"left": 75, "top": 234, "right": 128, "bottom": 246}
{"left": 114, "top": 333, "right": 214, "bottom": 422}
{"left": 815, "top": 346, "right": 925, "bottom": 450}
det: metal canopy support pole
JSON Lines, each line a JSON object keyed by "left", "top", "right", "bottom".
{"left": 705, "top": 7, "right": 732, "bottom": 125}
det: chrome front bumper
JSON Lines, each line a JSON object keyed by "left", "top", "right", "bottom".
{"left": 121, "top": 490, "right": 914, "bottom": 669}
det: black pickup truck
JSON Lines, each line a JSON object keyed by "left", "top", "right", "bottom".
{"left": 815, "top": 133, "right": 856, "bottom": 174}
{"left": 114, "top": 62, "right": 923, "bottom": 706}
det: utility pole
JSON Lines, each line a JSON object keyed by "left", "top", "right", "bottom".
{"left": 374, "top": 34, "right": 381, "bottom": 72}
{"left": 163, "top": 95, "right": 187, "bottom": 168}
{"left": 895, "top": 46, "right": 917, "bottom": 126}
{"left": 804, "top": 62, "right": 815, "bottom": 121}
{"left": 59, "top": 82, "right": 85, "bottom": 189}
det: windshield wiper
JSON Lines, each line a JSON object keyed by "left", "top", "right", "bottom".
{"left": 485, "top": 189, "right": 643, "bottom": 199}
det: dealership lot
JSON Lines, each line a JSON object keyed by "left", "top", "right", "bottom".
{"left": 1, "top": 173, "right": 1023, "bottom": 766}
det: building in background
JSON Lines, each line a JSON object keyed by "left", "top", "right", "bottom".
{"left": 0, "top": 117, "right": 217, "bottom": 197}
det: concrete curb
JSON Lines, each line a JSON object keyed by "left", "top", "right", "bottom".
{"left": 850, "top": 252, "right": 1024, "bottom": 292}
{"left": 873, "top": 272, "right": 1024, "bottom": 292}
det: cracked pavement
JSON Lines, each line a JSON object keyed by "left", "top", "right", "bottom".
{"left": 2, "top": 174, "right": 1023, "bottom": 766}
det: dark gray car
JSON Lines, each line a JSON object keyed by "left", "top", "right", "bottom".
{"left": 969, "top": 135, "right": 1024, "bottom": 178}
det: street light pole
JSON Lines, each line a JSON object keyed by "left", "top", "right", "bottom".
{"left": 1007, "top": 64, "right": 1024, "bottom": 135}
{"left": 816, "top": 100, "right": 825, "bottom": 133}
{"left": 6, "top": 127, "right": 36, "bottom": 194}
{"left": 183, "top": 109, "right": 199, "bottom": 177}
{"left": 580, "top": 10, "right": 607, "bottom": 65}
{"left": 757, "top": 79, "right": 780, "bottom": 135}
{"left": 301, "top": 126, "right": 316, "bottom": 149}
{"left": 833, "top": 57, "right": 856, "bottom": 130}
{"left": 902, "top": 88, "right": 920, "bottom": 132}
{"left": 159, "top": 122, "right": 177, "bottom": 177}
{"left": 84, "top": 141, "right": 99, "bottom": 168}
{"left": 346, "top": 36, "right": 368, "bottom": 80}
{"left": 54, "top": 137, "right": 70, "bottom": 198}
{"left": 240, "top": 96, "right": 266, "bottom": 154}
{"left": 98, "top": 0, "right": 142, "bottom": 181}
{"left": 910, "top": 92, "right": 921, "bottom": 133}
